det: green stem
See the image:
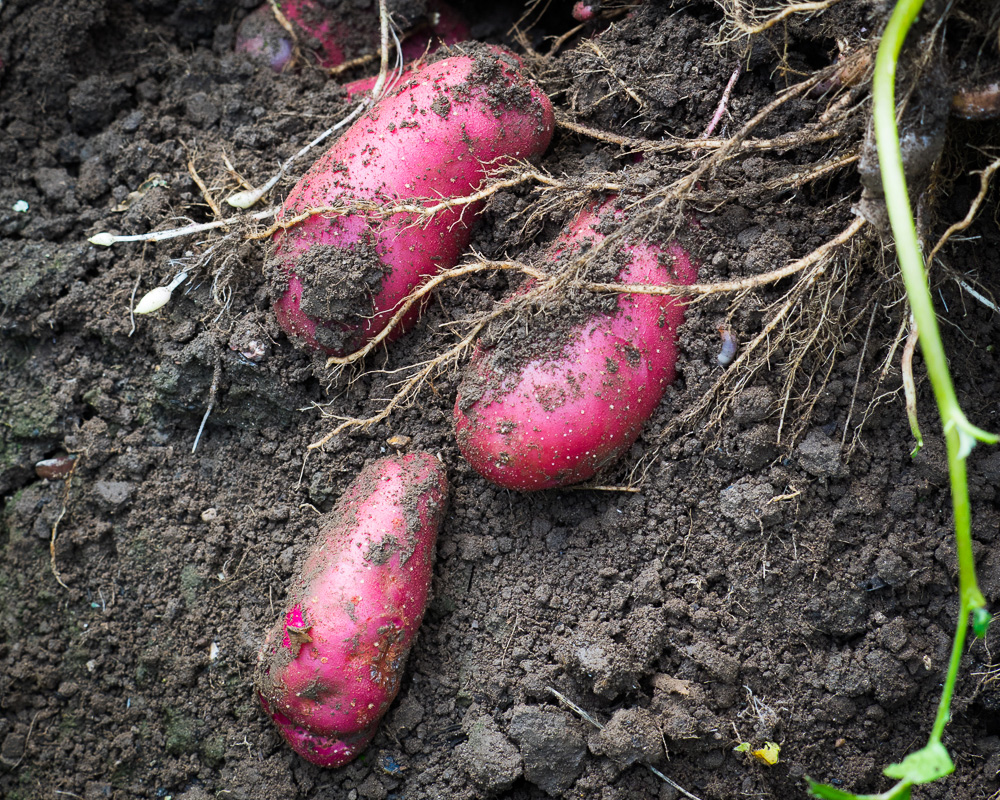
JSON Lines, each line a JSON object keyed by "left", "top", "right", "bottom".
{"left": 929, "top": 431, "right": 979, "bottom": 743}
{"left": 872, "top": 0, "right": 993, "bottom": 756}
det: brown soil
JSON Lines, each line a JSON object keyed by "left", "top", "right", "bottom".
{"left": 2, "top": 2, "right": 1000, "bottom": 799}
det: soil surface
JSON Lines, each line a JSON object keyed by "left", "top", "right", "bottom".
{"left": 2, "top": 1, "right": 1000, "bottom": 799}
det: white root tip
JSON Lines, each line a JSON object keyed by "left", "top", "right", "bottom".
{"left": 134, "top": 286, "right": 174, "bottom": 315}
{"left": 89, "top": 232, "right": 117, "bottom": 247}
{"left": 226, "top": 188, "right": 261, "bottom": 209}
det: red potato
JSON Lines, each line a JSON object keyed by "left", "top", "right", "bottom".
{"left": 270, "top": 46, "right": 554, "bottom": 356}
{"left": 454, "top": 197, "right": 698, "bottom": 491}
{"left": 235, "top": 0, "right": 343, "bottom": 72}
{"left": 235, "top": 0, "right": 469, "bottom": 73}
{"left": 255, "top": 453, "right": 448, "bottom": 767}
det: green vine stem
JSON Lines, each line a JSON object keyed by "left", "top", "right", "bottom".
{"left": 810, "top": 0, "right": 996, "bottom": 796}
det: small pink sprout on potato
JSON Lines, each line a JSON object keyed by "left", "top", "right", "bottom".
{"left": 572, "top": 1, "right": 600, "bottom": 22}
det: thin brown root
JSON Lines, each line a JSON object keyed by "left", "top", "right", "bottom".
{"left": 327, "top": 53, "right": 379, "bottom": 76}
{"left": 547, "top": 66, "right": 836, "bottom": 280}
{"left": 312, "top": 272, "right": 561, "bottom": 448}
{"left": 568, "top": 484, "right": 641, "bottom": 492}
{"left": 775, "top": 268, "right": 839, "bottom": 442}
{"left": 510, "top": 0, "right": 555, "bottom": 37}
{"left": 661, "top": 217, "right": 867, "bottom": 439}
{"left": 193, "top": 362, "right": 223, "bottom": 454}
{"left": 761, "top": 150, "right": 860, "bottom": 191}
{"left": 249, "top": 169, "right": 562, "bottom": 240}
{"left": 728, "top": 0, "right": 843, "bottom": 36}
{"left": 548, "top": 5, "right": 630, "bottom": 54}
{"left": 655, "top": 68, "right": 829, "bottom": 202}
{"left": 901, "top": 313, "right": 924, "bottom": 455}
{"left": 325, "top": 260, "right": 546, "bottom": 367}
{"left": 876, "top": 298, "right": 909, "bottom": 387}
{"left": 841, "top": 304, "right": 878, "bottom": 450}
{"left": 549, "top": 21, "right": 587, "bottom": 55}
{"left": 311, "top": 217, "right": 867, "bottom": 450}
{"left": 556, "top": 116, "right": 644, "bottom": 148}
{"left": 6, "top": 710, "right": 41, "bottom": 772}
{"left": 50, "top": 456, "right": 82, "bottom": 590}
{"left": 228, "top": 103, "right": 369, "bottom": 210}
{"left": 579, "top": 39, "right": 646, "bottom": 109}
{"left": 556, "top": 117, "right": 844, "bottom": 155}
{"left": 221, "top": 149, "right": 255, "bottom": 192}
{"left": 583, "top": 216, "right": 868, "bottom": 298}
{"left": 309, "top": 321, "right": 487, "bottom": 449}
{"left": 187, "top": 155, "right": 223, "bottom": 219}
{"left": 926, "top": 154, "right": 1000, "bottom": 266}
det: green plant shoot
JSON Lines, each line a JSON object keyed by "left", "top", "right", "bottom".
{"left": 808, "top": 0, "right": 996, "bottom": 797}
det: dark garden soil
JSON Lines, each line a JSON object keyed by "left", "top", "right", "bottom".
{"left": 2, "top": 1, "right": 1000, "bottom": 798}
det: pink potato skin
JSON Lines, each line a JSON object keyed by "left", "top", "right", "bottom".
{"left": 343, "top": 0, "right": 474, "bottom": 98}
{"left": 256, "top": 453, "right": 449, "bottom": 767}
{"left": 454, "top": 197, "right": 699, "bottom": 491}
{"left": 271, "top": 48, "right": 554, "bottom": 355}
{"left": 235, "top": 0, "right": 346, "bottom": 72}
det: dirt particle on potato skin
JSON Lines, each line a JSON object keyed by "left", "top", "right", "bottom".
{"left": 364, "top": 534, "right": 401, "bottom": 566}
{"left": 268, "top": 233, "right": 388, "bottom": 353}
{"left": 430, "top": 93, "right": 451, "bottom": 118}
{"left": 286, "top": 625, "right": 314, "bottom": 658}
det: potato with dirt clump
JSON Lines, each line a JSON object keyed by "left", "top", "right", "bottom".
{"left": 268, "top": 45, "right": 554, "bottom": 356}
{"left": 454, "top": 196, "right": 698, "bottom": 490}
{"left": 255, "top": 453, "right": 448, "bottom": 767}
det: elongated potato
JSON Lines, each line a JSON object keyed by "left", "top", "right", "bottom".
{"left": 255, "top": 453, "right": 448, "bottom": 767}
{"left": 454, "top": 197, "right": 698, "bottom": 490}
{"left": 269, "top": 46, "right": 554, "bottom": 356}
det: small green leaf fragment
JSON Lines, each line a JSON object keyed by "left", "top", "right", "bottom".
{"left": 956, "top": 427, "right": 977, "bottom": 460}
{"left": 883, "top": 741, "right": 954, "bottom": 783}
{"left": 973, "top": 608, "right": 992, "bottom": 639}
{"left": 806, "top": 779, "right": 862, "bottom": 800}
{"left": 806, "top": 778, "right": 912, "bottom": 800}
{"left": 734, "top": 742, "right": 751, "bottom": 753}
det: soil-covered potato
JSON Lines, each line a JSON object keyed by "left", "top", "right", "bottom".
{"left": 269, "top": 45, "right": 554, "bottom": 356}
{"left": 235, "top": 0, "right": 469, "bottom": 73}
{"left": 454, "top": 197, "right": 698, "bottom": 490}
{"left": 255, "top": 453, "right": 448, "bottom": 767}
